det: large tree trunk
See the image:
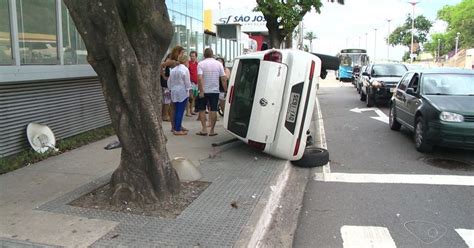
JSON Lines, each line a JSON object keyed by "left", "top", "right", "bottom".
{"left": 284, "top": 33, "right": 293, "bottom": 49}
{"left": 263, "top": 14, "right": 284, "bottom": 49}
{"left": 64, "top": 0, "right": 180, "bottom": 205}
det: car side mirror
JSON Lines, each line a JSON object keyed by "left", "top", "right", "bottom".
{"left": 406, "top": 88, "right": 416, "bottom": 95}
{"left": 362, "top": 72, "right": 369, "bottom": 76}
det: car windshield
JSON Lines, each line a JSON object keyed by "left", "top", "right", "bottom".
{"left": 372, "top": 64, "right": 407, "bottom": 77}
{"left": 340, "top": 54, "right": 369, "bottom": 67}
{"left": 422, "top": 73, "right": 474, "bottom": 96}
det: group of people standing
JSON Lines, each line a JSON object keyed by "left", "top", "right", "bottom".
{"left": 160, "top": 46, "right": 229, "bottom": 136}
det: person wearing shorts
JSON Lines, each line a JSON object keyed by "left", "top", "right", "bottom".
{"left": 216, "top": 57, "right": 230, "bottom": 115}
{"left": 196, "top": 48, "right": 227, "bottom": 136}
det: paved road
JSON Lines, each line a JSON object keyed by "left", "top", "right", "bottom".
{"left": 293, "top": 78, "right": 474, "bottom": 248}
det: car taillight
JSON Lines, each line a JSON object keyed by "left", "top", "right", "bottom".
{"left": 248, "top": 140, "right": 266, "bottom": 151}
{"left": 309, "top": 61, "right": 315, "bottom": 81}
{"left": 263, "top": 51, "right": 282, "bottom": 63}
{"left": 228, "top": 86, "right": 234, "bottom": 104}
{"left": 293, "top": 138, "right": 301, "bottom": 156}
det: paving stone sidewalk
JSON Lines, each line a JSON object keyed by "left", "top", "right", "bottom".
{"left": 0, "top": 117, "right": 289, "bottom": 247}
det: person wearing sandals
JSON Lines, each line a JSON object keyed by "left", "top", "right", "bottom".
{"left": 216, "top": 57, "right": 230, "bottom": 115}
{"left": 196, "top": 48, "right": 227, "bottom": 136}
{"left": 168, "top": 54, "right": 192, "bottom": 135}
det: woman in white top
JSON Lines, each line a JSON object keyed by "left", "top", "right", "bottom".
{"left": 167, "top": 54, "right": 192, "bottom": 135}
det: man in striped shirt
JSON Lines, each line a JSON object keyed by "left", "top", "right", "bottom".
{"left": 196, "top": 48, "right": 227, "bottom": 136}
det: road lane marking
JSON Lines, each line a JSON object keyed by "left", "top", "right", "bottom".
{"left": 315, "top": 97, "right": 330, "bottom": 174}
{"left": 341, "top": 225, "right": 396, "bottom": 248}
{"left": 350, "top": 107, "right": 389, "bottom": 124}
{"left": 456, "top": 229, "right": 474, "bottom": 248}
{"left": 314, "top": 173, "right": 474, "bottom": 186}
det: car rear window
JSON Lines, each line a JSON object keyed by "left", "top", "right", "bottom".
{"left": 227, "top": 59, "right": 260, "bottom": 138}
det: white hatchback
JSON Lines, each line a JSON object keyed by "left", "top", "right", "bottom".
{"left": 223, "top": 49, "right": 323, "bottom": 161}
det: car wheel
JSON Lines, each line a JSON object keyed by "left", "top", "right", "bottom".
{"left": 389, "top": 103, "right": 402, "bottom": 131}
{"left": 360, "top": 88, "right": 366, "bottom": 101}
{"left": 366, "top": 88, "right": 375, "bottom": 107}
{"left": 292, "top": 147, "right": 329, "bottom": 168}
{"left": 414, "top": 116, "right": 433, "bottom": 152}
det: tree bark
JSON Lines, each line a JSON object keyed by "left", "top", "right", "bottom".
{"left": 64, "top": 0, "right": 180, "bottom": 205}
{"left": 284, "top": 33, "right": 293, "bottom": 49}
{"left": 259, "top": 6, "right": 285, "bottom": 49}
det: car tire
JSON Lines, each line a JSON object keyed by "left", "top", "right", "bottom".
{"left": 360, "top": 88, "right": 366, "bottom": 101}
{"left": 366, "top": 88, "right": 375, "bottom": 107}
{"left": 292, "top": 147, "right": 329, "bottom": 168}
{"left": 414, "top": 116, "right": 433, "bottom": 152}
{"left": 389, "top": 103, "right": 402, "bottom": 131}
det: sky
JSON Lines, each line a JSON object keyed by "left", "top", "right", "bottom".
{"left": 203, "top": 0, "right": 462, "bottom": 61}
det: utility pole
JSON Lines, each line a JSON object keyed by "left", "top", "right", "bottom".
{"left": 437, "top": 38, "right": 441, "bottom": 62}
{"left": 374, "top": 28, "right": 377, "bottom": 62}
{"left": 409, "top": 1, "right": 418, "bottom": 63}
{"left": 455, "top": 32, "right": 460, "bottom": 55}
{"left": 386, "top": 19, "right": 391, "bottom": 61}
{"left": 365, "top": 33, "right": 368, "bottom": 50}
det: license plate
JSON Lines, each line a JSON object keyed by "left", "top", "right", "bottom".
{"left": 286, "top": 93, "right": 300, "bottom": 123}
{"left": 390, "top": 88, "right": 396, "bottom": 93}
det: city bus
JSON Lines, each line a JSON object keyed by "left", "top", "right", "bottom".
{"left": 336, "top": 48, "right": 369, "bottom": 82}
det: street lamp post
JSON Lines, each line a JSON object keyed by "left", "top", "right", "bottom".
{"left": 455, "top": 32, "right": 460, "bottom": 55}
{"left": 386, "top": 19, "right": 392, "bottom": 61}
{"left": 365, "top": 33, "right": 368, "bottom": 50}
{"left": 409, "top": 1, "right": 418, "bottom": 63}
{"left": 437, "top": 38, "right": 441, "bottom": 62}
{"left": 374, "top": 28, "right": 377, "bottom": 62}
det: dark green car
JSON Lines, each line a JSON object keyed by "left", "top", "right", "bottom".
{"left": 389, "top": 68, "right": 474, "bottom": 152}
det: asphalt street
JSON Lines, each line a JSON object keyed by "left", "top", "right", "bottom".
{"left": 293, "top": 77, "right": 474, "bottom": 248}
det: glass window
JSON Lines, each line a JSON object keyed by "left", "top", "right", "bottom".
{"left": 0, "top": 0, "right": 12, "bottom": 65}
{"left": 227, "top": 59, "right": 260, "bottom": 137}
{"left": 62, "top": 3, "right": 87, "bottom": 65}
{"left": 17, "top": 0, "right": 57, "bottom": 65}
{"left": 422, "top": 74, "right": 474, "bottom": 96}
{"left": 398, "top": 72, "right": 413, "bottom": 91}
{"left": 372, "top": 64, "right": 408, "bottom": 77}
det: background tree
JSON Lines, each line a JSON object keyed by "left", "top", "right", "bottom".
{"left": 388, "top": 14, "right": 432, "bottom": 60}
{"left": 419, "top": 0, "right": 473, "bottom": 59}
{"left": 255, "top": 0, "right": 344, "bottom": 49}
{"left": 64, "top": 0, "right": 180, "bottom": 205}
{"left": 423, "top": 33, "right": 450, "bottom": 58}
{"left": 304, "top": 31, "right": 317, "bottom": 52}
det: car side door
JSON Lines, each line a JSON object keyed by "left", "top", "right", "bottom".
{"left": 394, "top": 72, "right": 413, "bottom": 126}
{"left": 405, "top": 73, "right": 422, "bottom": 128}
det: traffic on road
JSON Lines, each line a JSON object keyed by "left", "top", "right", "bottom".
{"left": 294, "top": 76, "right": 473, "bottom": 248}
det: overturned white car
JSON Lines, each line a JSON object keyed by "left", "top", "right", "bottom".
{"left": 223, "top": 49, "right": 339, "bottom": 165}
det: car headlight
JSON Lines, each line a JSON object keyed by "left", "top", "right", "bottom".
{"left": 439, "top": 112, "right": 464, "bottom": 122}
{"left": 372, "top": 81, "right": 384, "bottom": 87}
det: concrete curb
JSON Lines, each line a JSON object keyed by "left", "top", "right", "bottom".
{"left": 234, "top": 161, "right": 292, "bottom": 248}
{"left": 248, "top": 161, "right": 292, "bottom": 247}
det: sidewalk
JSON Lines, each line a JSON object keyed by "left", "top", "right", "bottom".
{"left": 0, "top": 114, "right": 294, "bottom": 247}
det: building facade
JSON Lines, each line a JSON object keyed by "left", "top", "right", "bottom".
{"left": 0, "top": 0, "right": 242, "bottom": 157}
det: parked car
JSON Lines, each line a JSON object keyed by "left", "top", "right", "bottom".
{"left": 355, "top": 65, "right": 367, "bottom": 93}
{"left": 389, "top": 68, "right": 474, "bottom": 152}
{"left": 352, "top": 65, "right": 362, "bottom": 87}
{"left": 224, "top": 49, "right": 338, "bottom": 166}
{"left": 360, "top": 63, "right": 408, "bottom": 107}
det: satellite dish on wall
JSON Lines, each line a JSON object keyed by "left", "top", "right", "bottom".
{"left": 26, "top": 123, "right": 59, "bottom": 153}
